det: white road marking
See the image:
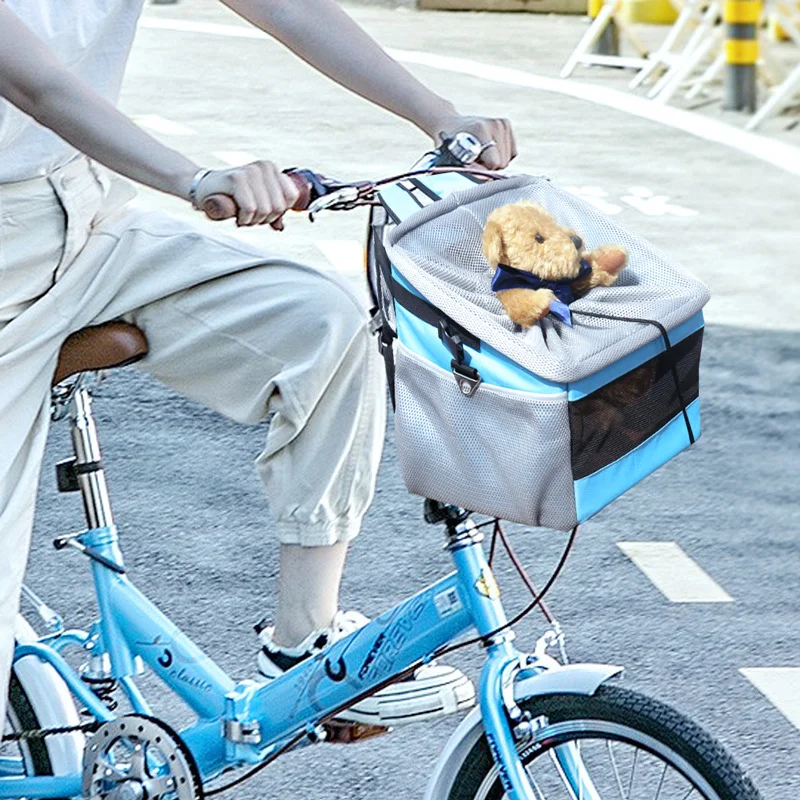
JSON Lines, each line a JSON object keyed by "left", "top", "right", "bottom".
{"left": 133, "top": 114, "right": 197, "bottom": 136}
{"left": 563, "top": 186, "right": 623, "bottom": 215}
{"left": 211, "top": 151, "right": 260, "bottom": 166}
{"left": 563, "top": 185, "right": 698, "bottom": 217}
{"left": 384, "top": 50, "right": 800, "bottom": 179}
{"left": 617, "top": 542, "right": 734, "bottom": 603}
{"left": 740, "top": 668, "right": 800, "bottom": 730}
{"left": 139, "top": 16, "right": 800, "bottom": 175}
{"left": 315, "top": 240, "right": 365, "bottom": 275}
{"left": 620, "top": 186, "right": 699, "bottom": 217}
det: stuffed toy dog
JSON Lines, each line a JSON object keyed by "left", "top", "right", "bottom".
{"left": 482, "top": 201, "right": 628, "bottom": 328}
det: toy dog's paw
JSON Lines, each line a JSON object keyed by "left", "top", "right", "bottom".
{"left": 588, "top": 245, "right": 628, "bottom": 277}
{"left": 498, "top": 288, "right": 557, "bottom": 328}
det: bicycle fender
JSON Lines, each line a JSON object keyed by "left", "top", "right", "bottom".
{"left": 423, "top": 662, "right": 622, "bottom": 800}
{"left": 12, "top": 615, "right": 84, "bottom": 774}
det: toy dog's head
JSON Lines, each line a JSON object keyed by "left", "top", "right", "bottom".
{"left": 482, "top": 201, "right": 584, "bottom": 280}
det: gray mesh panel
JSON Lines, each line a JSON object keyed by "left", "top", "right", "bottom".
{"left": 385, "top": 175, "right": 710, "bottom": 383}
{"left": 394, "top": 343, "right": 578, "bottom": 530}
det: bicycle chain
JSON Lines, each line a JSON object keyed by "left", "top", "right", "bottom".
{"left": 2, "top": 720, "right": 99, "bottom": 742}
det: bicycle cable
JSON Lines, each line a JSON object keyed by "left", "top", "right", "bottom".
{"left": 370, "top": 165, "right": 506, "bottom": 191}
{"left": 432, "top": 524, "right": 579, "bottom": 660}
{"left": 200, "top": 523, "right": 577, "bottom": 795}
{"left": 493, "top": 520, "right": 557, "bottom": 626}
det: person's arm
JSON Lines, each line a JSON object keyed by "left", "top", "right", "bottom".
{"left": 219, "top": 0, "right": 516, "bottom": 169}
{"left": 0, "top": 4, "right": 297, "bottom": 226}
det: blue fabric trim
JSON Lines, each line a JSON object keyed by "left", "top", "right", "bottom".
{"left": 567, "top": 312, "right": 705, "bottom": 401}
{"left": 378, "top": 173, "right": 477, "bottom": 222}
{"left": 378, "top": 184, "right": 428, "bottom": 221}
{"left": 419, "top": 172, "right": 478, "bottom": 197}
{"left": 574, "top": 397, "right": 701, "bottom": 522}
{"left": 393, "top": 287, "right": 565, "bottom": 395}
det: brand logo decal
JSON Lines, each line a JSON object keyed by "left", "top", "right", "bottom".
{"left": 358, "top": 598, "right": 426, "bottom": 681}
{"left": 475, "top": 568, "right": 501, "bottom": 600}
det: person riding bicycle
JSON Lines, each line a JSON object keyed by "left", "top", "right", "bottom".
{"left": 0, "top": 0, "right": 516, "bottom": 730}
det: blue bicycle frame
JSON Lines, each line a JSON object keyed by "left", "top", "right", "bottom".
{"left": 9, "top": 507, "right": 555, "bottom": 800}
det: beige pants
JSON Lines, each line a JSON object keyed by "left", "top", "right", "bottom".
{"left": 0, "top": 157, "right": 386, "bottom": 724}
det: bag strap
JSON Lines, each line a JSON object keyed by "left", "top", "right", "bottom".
{"left": 571, "top": 310, "right": 696, "bottom": 444}
{"left": 371, "top": 229, "right": 483, "bottom": 398}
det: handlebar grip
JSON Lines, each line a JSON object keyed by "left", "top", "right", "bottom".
{"left": 202, "top": 194, "right": 237, "bottom": 221}
{"left": 201, "top": 171, "right": 314, "bottom": 222}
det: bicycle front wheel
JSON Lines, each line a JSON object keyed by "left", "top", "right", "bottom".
{"left": 448, "top": 685, "right": 761, "bottom": 800}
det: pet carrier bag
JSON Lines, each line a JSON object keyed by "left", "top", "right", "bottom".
{"left": 368, "top": 173, "right": 710, "bottom": 531}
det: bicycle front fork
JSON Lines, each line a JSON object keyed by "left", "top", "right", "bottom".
{"left": 442, "top": 511, "right": 541, "bottom": 800}
{"left": 443, "top": 508, "right": 601, "bottom": 800}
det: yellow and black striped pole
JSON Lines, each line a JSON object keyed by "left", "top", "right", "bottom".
{"left": 723, "top": 0, "right": 761, "bottom": 111}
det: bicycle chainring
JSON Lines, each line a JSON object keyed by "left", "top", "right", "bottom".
{"left": 82, "top": 715, "right": 202, "bottom": 800}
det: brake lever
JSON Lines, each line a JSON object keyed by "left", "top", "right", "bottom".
{"left": 306, "top": 183, "right": 375, "bottom": 221}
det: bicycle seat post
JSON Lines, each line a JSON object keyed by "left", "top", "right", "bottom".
{"left": 68, "top": 383, "right": 115, "bottom": 530}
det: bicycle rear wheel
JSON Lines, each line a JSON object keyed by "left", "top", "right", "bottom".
{"left": 448, "top": 685, "right": 761, "bottom": 800}
{"left": 1, "top": 672, "right": 54, "bottom": 785}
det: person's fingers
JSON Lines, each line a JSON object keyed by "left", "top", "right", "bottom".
{"left": 279, "top": 172, "right": 301, "bottom": 210}
{"left": 260, "top": 161, "right": 289, "bottom": 225}
{"left": 492, "top": 119, "right": 511, "bottom": 167}
{"left": 193, "top": 161, "right": 307, "bottom": 228}
{"left": 248, "top": 163, "right": 274, "bottom": 225}
{"left": 232, "top": 175, "right": 258, "bottom": 227}
{"left": 480, "top": 119, "right": 516, "bottom": 168}
{"left": 266, "top": 172, "right": 301, "bottom": 231}
{"left": 498, "top": 119, "right": 513, "bottom": 165}
{"left": 479, "top": 139, "right": 503, "bottom": 170}
{"left": 507, "top": 120, "right": 518, "bottom": 162}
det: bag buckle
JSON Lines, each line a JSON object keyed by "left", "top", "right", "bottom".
{"left": 369, "top": 308, "right": 385, "bottom": 336}
{"left": 378, "top": 325, "right": 394, "bottom": 356}
{"left": 452, "top": 361, "right": 482, "bottom": 397}
{"left": 438, "top": 320, "right": 465, "bottom": 363}
{"left": 439, "top": 320, "right": 481, "bottom": 396}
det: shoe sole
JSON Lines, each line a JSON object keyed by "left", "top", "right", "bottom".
{"left": 337, "top": 672, "right": 476, "bottom": 727}
{"left": 258, "top": 659, "right": 476, "bottom": 727}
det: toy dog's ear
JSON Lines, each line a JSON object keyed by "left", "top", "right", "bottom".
{"left": 482, "top": 218, "right": 505, "bottom": 267}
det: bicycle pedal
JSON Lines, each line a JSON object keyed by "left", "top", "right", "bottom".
{"left": 322, "top": 719, "right": 391, "bottom": 744}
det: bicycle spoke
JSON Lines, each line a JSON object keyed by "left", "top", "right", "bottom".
{"left": 627, "top": 748, "right": 638, "bottom": 798}
{"left": 607, "top": 740, "right": 629, "bottom": 800}
{"left": 654, "top": 762, "right": 668, "bottom": 800}
{"left": 464, "top": 688, "right": 754, "bottom": 800}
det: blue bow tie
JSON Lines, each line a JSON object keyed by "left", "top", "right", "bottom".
{"left": 491, "top": 259, "right": 592, "bottom": 326}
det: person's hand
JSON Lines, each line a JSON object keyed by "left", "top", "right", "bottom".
{"left": 432, "top": 114, "right": 517, "bottom": 170}
{"left": 192, "top": 161, "right": 301, "bottom": 228}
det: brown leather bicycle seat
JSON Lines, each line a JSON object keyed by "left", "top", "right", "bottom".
{"left": 52, "top": 322, "right": 149, "bottom": 386}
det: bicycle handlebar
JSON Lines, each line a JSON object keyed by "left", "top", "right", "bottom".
{"left": 200, "top": 133, "right": 489, "bottom": 225}
{"left": 202, "top": 171, "right": 312, "bottom": 225}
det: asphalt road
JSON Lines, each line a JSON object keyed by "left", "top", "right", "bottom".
{"left": 19, "top": 2, "right": 800, "bottom": 798}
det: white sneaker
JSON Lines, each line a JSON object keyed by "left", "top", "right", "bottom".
{"left": 255, "top": 610, "right": 475, "bottom": 727}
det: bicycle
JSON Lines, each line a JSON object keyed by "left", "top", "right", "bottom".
{"left": 4, "top": 138, "right": 762, "bottom": 800}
